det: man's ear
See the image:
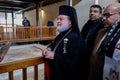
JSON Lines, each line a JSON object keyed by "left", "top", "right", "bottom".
{"left": 69, "top": 21, "right": 72, "bottom": 27}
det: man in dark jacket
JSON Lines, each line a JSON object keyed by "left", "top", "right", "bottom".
{"left": 81, "top": 4, "right": 104, "bottom": 57}
{"left": 22, "top": 17, "right": 31, "bottom": 26}
{"left": 22, "top": 17, "right": 31, "bottom": 38}
{"left": 42, "top": 5, "right": 88, "bottom": 80}
{"left": 81, "top": 5, "right": 104, "bottom": 77}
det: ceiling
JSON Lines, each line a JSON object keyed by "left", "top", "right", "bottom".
{"left": 0, "top": 0, "right": 65, "bottom": 13}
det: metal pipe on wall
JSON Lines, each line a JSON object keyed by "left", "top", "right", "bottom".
{"left": 5, "top": 11, "right": 7, "bottom": 27}
{"left": 66, "top": 0, "right": 72, "bottom": 6}
{"left": 36, "top": 4, "right": 39, "bottom": 26}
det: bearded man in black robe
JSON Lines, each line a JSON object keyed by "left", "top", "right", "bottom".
{"left": 42, "top": 5, "right": 88, "bottom": 80}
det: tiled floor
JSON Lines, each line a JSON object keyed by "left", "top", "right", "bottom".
{"left": 0, "top": 43, "right": 46, "bottom": 80}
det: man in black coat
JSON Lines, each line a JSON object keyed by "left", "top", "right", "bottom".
{"left": 42, "top": 5, "right": 88, "bottom": 80}
{"left": 22, "top": 17, "right": 31, "bottom": 38}
{"left": 81, "top": 5, "right": 104, "bottom": 77}
{"left": 81, "top": 4, "right": 104, "bottom": 57}
{"left": 22, "top": 17, "right": 31, "bottom": 26}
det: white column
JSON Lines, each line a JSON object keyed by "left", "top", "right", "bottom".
{"left": 95, "top": 0, "right": 99, "bottom": 4}
{"left": 70, "top": 0, "right": 72, "bottom": 6}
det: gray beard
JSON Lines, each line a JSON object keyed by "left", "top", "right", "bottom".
{"left": 57, "top": 25, "right": 70, "bottom": 33}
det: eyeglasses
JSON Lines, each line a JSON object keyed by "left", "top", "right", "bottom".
{"left": 102, "top": 12, "right": 120, "bottom": 18}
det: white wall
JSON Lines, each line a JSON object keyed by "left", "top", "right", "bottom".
{"left": 99, "top": 0, "right": 118, "bottom": 8}
{"left": 75, "top": 0, "right": 95, "bottom": 30}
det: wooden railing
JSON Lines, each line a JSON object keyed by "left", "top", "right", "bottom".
{"left": 0, "top": 26, "right": 56, "bottom": 42}
{"left": 0, "top": 56, "right": 44, "bottom": 80}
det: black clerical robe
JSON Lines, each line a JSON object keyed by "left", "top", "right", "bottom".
{"left": 45, "top": 28, "right": 88, "bottom": 80}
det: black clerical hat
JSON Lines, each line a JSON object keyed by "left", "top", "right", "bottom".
{"left": 59, "top": 5, "right": 72, "bottom": 17}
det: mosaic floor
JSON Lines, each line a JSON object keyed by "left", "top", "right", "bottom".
{"left": 0, "top": 43, "right": 46, "bottom": 80}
